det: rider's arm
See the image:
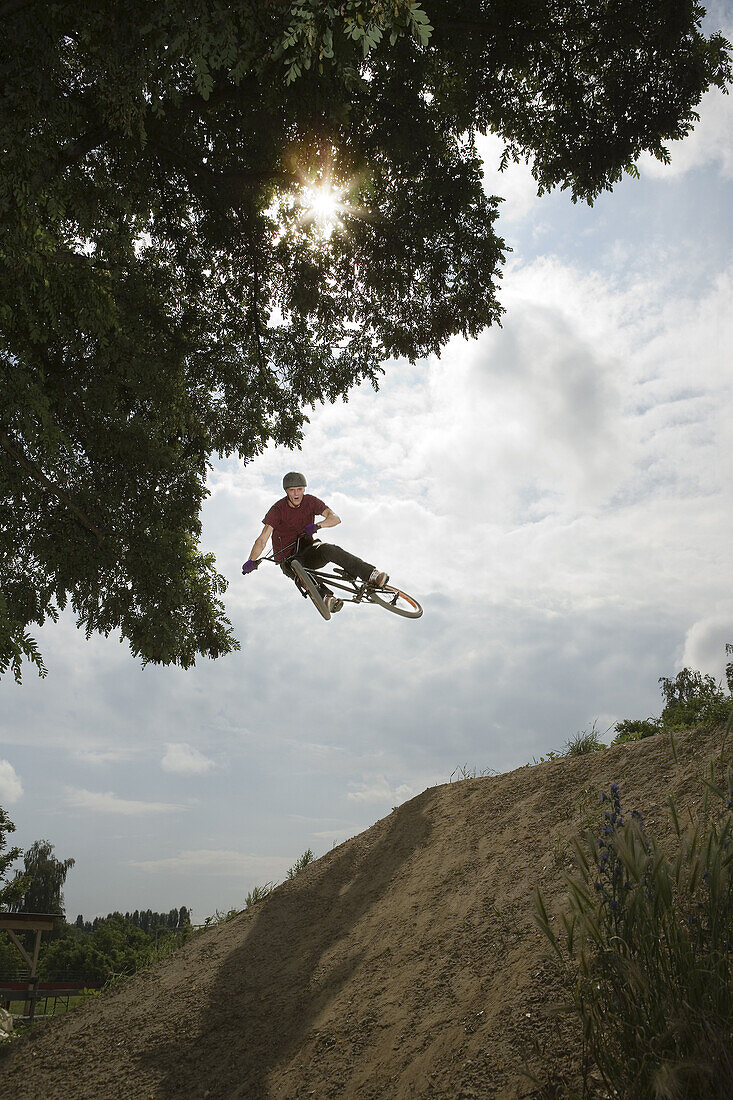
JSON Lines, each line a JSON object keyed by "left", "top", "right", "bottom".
{"left": 318, "top": 507, "right": 340, "bottom": 529}
{"left": 248, "top": 525, "right": 273, "bottom": 561}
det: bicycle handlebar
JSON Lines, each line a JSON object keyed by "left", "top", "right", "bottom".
{"left": 259, "top": 534, "right": 311, "bottom": 564}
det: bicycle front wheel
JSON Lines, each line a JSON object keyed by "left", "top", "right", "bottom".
{"left": 291, "top": 560, "right": 331, "bottom": 621}
{"left": 367, "top": 584, "right": 423, "bottom": 619}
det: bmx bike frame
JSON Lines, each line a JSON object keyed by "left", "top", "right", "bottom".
{"left": 266, "top": 543, "right": 373, "bottom": 604}
{"left": 292, "top": 564, "right": 371, "bottom": 605}
{"left": 260, "top": 536, "right": 422, "bottom": 618}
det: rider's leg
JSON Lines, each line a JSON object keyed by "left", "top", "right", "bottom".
{"left": 300, "top": 543, "right": 374, "bottom": 581}
{"left": 282, "top": 556, "right": 341, "bottom": 612}
{"left": 282, "top": 554, "right": 336, "bottom": 600}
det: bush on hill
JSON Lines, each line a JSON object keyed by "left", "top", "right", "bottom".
{"left": 612, "top": 717, "right": 662, "bottom": 743}
{"left": 537, "top": 761, "right": 733, "bottom": 1097}
{"left": 613, "top": 648, "right": 733, "bottom": 745}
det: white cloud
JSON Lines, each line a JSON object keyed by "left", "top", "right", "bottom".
{"left": 638, "top": 86, "right": 733, "bottom": 180}
{"left": 477, "top": 132, "right": 541, "bottom": 222}
{"left": 65, "top": 788, "right": 185, "bottom": 815}
{"left": 312, "top": 829, "right": 357, "bottom": 842}
{"left": 347, "top": 777, "right": 416, "bottom": 805}
{"left": 0, "top": 760, "right": 23, "bottom": 804}
{"left": 680, "top": 610, "right": 733, "bottom": 685}
{"left": 161, "top": 742, "right": 215, "bottom": 776}
{"left": 74, "top": 748, "right": 139, "bottom": 766}
{"left": 201, "top": 251, "right": 733, "bottom": 691}
{"left": 129, "top": 848, "right": 292, "bottom": 877}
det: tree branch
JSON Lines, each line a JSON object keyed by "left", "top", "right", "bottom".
{"left": 144, "top": 135, "right": 292, "bottom": 190}
{"left": 57, "top": 125, "right": 108, "bottom": 170}
{"left": 28, "top": 123, "right": 109, "bottom": 192}
{"left": 0, "top": 432, "right": 106, "bottom": 543}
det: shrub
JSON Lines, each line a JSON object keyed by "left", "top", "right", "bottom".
{"left": 610, "top": 649, "right": 733, "bottom": 745}
{"left": 612, "top": 718, "right": 662, "bottom": 744}
{"left": 36, "top": 916, "right": 192, "bottom": 985}
{"left": 659, "top": 668, "right": 733, "bottom": 731}
{"left": 287, "top": 848, "right": 315, "bottom": 879}
{"left": 535, "top": 778, "right": 733, "bottom": 1099}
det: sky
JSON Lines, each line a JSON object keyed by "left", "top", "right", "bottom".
{"left": 1, "top": 8, "right": 732, "bottom": 923}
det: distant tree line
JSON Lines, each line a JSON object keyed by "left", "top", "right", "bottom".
{"left": 74, "top": 907, "right": 191, "bottom": 935}
{"left": 0, "top": 911, "right": 193, "bottom": 986}
{"left": 0, "top": 827, "right": 192, "bottom": 985}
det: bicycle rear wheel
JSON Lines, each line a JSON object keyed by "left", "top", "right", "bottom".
{"left": 291, "top": 560, "right": 331, "bottom": 621}
{"left": 367, "top": 584, "right": 423, "bottom": 618}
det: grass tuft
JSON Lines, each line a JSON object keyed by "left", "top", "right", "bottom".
{"left": 244, "top": 884, "right": 274, "bottom": 910}
{"left": 564, "top": 722, "right": 605, "bottom": 756}
{"left": 449, "top": 764, "right": 497, "bottom": 781}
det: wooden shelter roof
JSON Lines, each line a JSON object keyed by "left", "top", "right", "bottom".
{"left": 0, "top": 913, "right": 55, "bottom": 931}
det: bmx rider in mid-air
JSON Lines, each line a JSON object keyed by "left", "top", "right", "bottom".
{"left": 241, "top": 472, "right": 388, "bottom": 614}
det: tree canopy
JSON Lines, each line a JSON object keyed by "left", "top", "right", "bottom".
{"left": 10, "top": 838, "right": 75, "bottom": 919}
{"left": 1, "top": 1, "right": 730, "bottom": 679}
{"left": 0, "top": 805, "right": 26, "bottom": 910}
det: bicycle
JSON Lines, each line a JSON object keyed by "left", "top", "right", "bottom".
{"left": 258, "top": 537, "right": 423, "bottom": 621}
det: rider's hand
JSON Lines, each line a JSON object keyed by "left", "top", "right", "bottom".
{"left": 241, "top": 560, "right": 259, "bottom": 575}
{"left": 304, "top": 523, "right": 319, "bottom": 535}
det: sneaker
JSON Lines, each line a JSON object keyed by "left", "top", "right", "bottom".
{"left": 325, "top": 595, "right": 344, "bottom": 613}
{"left": 368, "top": 569, "right": 389, "bottom": 588}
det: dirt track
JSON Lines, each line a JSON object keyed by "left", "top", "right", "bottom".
{"left": 0, "top": 725, "right": 722, "bottom": 1099}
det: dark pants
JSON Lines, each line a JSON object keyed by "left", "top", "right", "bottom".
{"left": 300, "top": 542, "right": 374, "bottom": 581}
{"left": 282, "top": 541, "right": 374, "bottom": 584}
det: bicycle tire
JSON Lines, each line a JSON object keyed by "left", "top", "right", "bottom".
{"left": 367, "top": 584, "right": 423, "bottom": 619}
{"left": 291, "top": 560, "right": 331, "bottom": 621}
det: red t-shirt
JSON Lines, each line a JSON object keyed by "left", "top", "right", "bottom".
{"left": 263, "top": 494, "right": 327, "bottom": 561}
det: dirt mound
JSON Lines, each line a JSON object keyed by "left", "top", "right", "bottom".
{"left": 0, "top": 725, "right": 723, "bottom": 1099}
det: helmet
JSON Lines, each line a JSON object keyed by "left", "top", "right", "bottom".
{"left": 282, "top": 471, "right": 307, "bottom": 490}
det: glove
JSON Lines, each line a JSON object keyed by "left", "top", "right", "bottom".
{"left": 304, "top": 523, "right": 319, "bottom": 535}
{"left": 241, "top": 559, "right": 259, "bottom": 575}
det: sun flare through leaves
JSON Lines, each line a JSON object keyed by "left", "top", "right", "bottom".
{"left": 299, "top": 179, "right": 350, "bottom": 237}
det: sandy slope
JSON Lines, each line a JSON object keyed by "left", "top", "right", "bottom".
{"left": 0, "top": 724, "right": 724, "bottom": 1100}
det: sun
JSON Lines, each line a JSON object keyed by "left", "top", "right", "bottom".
{"left": 300, "top": 180, "right": 347, "bottom": 235}
{"left": 265, "top": 173, "right": 361, "bottom": 244}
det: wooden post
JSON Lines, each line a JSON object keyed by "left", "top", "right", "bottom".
{"left": 27, "top": 930, "right": 43, "bottom": 1020}
{"left": 5, "top": 928, "right": 36, "bottom": 1017}
{"left": 5, "top": 928, "right": 33, "bottom": 969}
{"left": 0, "top": 914, "right": 55, "bottom": 1018}
{"left": 25, "top": 976, "right": 39, "bottom": 1021}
